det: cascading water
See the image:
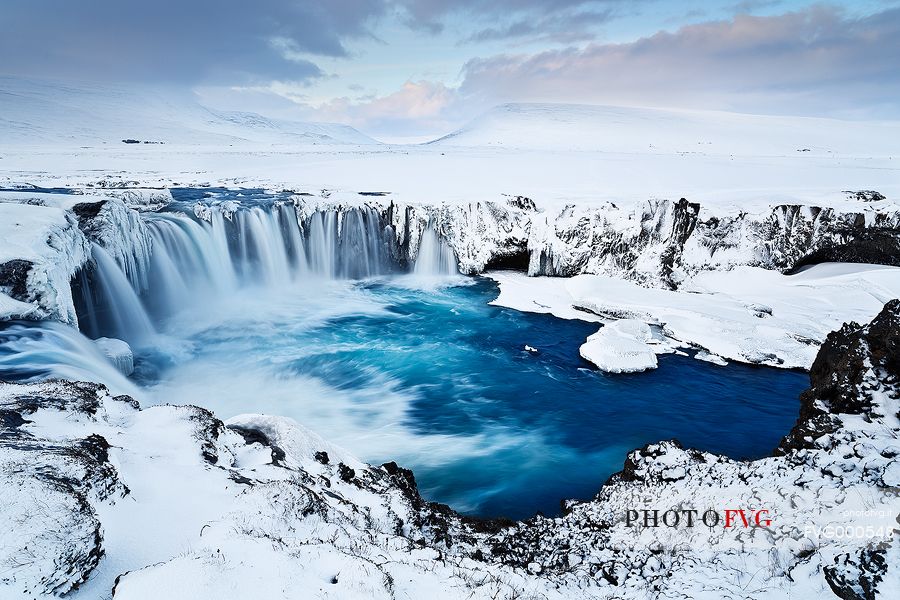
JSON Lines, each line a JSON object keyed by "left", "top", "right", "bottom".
{"left": 414, "top": 225, "right": 459, "bottom": 277}
{"left": 0, "top": 321, "right": 142, "bottom": 397}
{"left": 76, "top": 243, "right": 156, "bottom": 347}
{"left": 304, "top": 207, "right": 397, "bottom": 278}
{"left": 6, "top": 196, "right": 462, "bottom": 410}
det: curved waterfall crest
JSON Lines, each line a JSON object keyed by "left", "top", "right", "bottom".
{"left": 71, "top": 200, "right": 461, "bottom": 347}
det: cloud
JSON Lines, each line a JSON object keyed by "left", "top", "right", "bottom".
{"left": 457, "top": 6, "right": 900, "bottom": 117}
{"left": 0, "top": 0, "right": 389, "bottom": 83}
{"left": 305, "top": 80, "right": 464, "bottom": 136}
{"left": 397, "top": 0, "right": 631, "bottom": 38}
{"left": 466, "top": 9, "right": 616, "bottom": 44}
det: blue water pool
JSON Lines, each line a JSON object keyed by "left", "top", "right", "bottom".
{"left": 132, "top": 276, "right": 806, "bottom": 519}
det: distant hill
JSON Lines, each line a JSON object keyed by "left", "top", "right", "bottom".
{"left": 0, "top": 77, "right": 378, "bottom": 146}
{"left": 428, "top": 102, "right": 899, "bottom": 157}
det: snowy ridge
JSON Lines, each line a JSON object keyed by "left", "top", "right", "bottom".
{"left": 490, "top": 263, "right": 900, "bottom": 370}
{"left": 1, "top": 301, "right": 898, "bottom": 598}
{"left": 0, "top": 77, "right": 378, "bottom": 146}
{"left": 430, "top": 103, "right": 900, "bottom": 157}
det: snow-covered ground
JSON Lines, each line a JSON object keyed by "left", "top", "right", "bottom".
{"left": 1, "top": 81, "right": 897, "bottom": 212}
{"left": 0, "top": 77, "right": 377, "bottom": 146}
{"left": 1, "top": 299, "right": 899, "bottom": 599}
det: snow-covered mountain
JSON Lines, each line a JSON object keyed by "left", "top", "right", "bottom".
{"left": 0, "top": 77, "right": 378, "bottom": 146}
{"left": 430, "top": 102, "right": 900, "bottom": 157}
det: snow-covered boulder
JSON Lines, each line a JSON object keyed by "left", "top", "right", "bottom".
{"left": 93, "top": 337, "right": 134, "bottom": 376}
{"left": 579, "top": 320, "right": 658, "bottom": 373}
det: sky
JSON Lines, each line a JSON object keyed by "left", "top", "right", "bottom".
{"left": 2, "top": 0, "right": 899, "bottom": 139}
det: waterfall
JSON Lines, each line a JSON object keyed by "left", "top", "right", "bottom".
{"left": 2, "top": 198, "right": 467, "bottom": 397}
{"left": 237, "top": 207, "right": 293, "bottom": 286}
{"left": 0, "top": 321, "right": 142, "bottom": 397}
{"left": 77, "top": 244, "right": 156, "bottom": 347}
{"left": 306, "top": 210, "right": 339, "bottom": 277}
{"left": 301, "top": 207, "right": 398, "bottom": 278}
{"left": 414, "top": 226, "right": 459, "bottom": 276}
{"left": 71, "top": 202, "right": 421, "bottom": 348}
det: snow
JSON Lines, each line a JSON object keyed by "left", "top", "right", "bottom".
{"left": 0, "top": 199, "right": 90, "bottom": 323}
{"left": 579, "top": 320, "right": 659, "bottom": 373}
{"left": 1, "top": 77, "right": 899, "bottom": 599}
{"left": 431, "top": 102, "right": 900, "bottom": 158}
{"left": 1, "top": 82, "right": 898, "bottom": 213}
{"left": 2, "top": 296, "right": 900, "bottom": 600}
{"left": 93, "top": 337, "right": 134, "bottom": 376}
{"left": 0, "top": 77, "right": 377, "bottom": 146}
{"left": 490, "top": 263, "right": 900, "bottom": 369}
{"left": 0, "top": 190, "right": 153, "bottom": 322}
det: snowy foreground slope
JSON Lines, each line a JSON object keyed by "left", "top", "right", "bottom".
{"left": 1, "top": 301, "right": 898, "bottom": 599}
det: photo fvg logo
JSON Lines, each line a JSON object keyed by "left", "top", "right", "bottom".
{"left": 625, "top": 508, "right": 772, "bottom": 528}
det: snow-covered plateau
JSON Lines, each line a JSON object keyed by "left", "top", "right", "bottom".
{"left": 1, "top": 83, "right": 899, "bottom": 598}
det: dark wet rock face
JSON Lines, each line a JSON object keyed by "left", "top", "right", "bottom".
{"left": 0, "top": 259, "right": 34, "bottom": 302}
{"left": 779, "top": 299, "right": 900, "bottom": 453}
{"left": 789, "top": 229, "right": 900, "bottom": 270}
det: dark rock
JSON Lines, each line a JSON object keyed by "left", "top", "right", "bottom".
{"left": 484, "top": 246, "right": 530, "bottom": 271}
{"left": 824, "top": 542, "right": 889, "bottom": 600}
{"left": 843, "top": 190, "right": 887, "bottom": 203}
{"left": 227, "top": 424, "right": 287, "bottom": 466}
{"left": 506, "top": 195, "right": 537, "bottom": 211}
{"left": 779, "top": 299, "right": 900, "bottom": 453}
{"left": 789, "top": 229, "right": 900, "bottom": 271}
{"left": 314, "top": 450, "right": 330, "bottom": 464}
{"left": 338, "top": 462, "right": 356, "bottom": 482}
{"left": 71, "top": 201, "right": 106, "bottom": 221}
{"left": 0, "top": 259, "right": 34, "bottom": 301}
{"left": 187, "top": 407, "right": 224, "bottom": 465}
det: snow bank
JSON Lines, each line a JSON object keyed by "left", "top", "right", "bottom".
{"left": 0, "top": 191, "right": 154, "bottom": 322}
{"left": 579, "top": 320, "right": 658, "bottom": 373}
{"left": 490, "top": 263, "right": 900, "bottom": 369}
